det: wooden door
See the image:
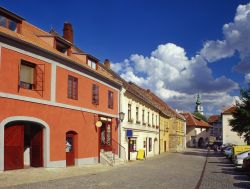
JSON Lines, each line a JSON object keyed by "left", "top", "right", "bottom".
{"left": 4, "top": 125, "right": 24, "bottom": 170}
{"left": 100, "top": 122, "right": 112, "bottom": 151}
{"left": 66, "top": 134, "right": 74, "bottom": 166}
{"left": 30, "top": 127, "right": 43, "bottom": 167}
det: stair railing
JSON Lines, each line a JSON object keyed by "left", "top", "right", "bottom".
{"left": 112, "top": 139, "right": 127, "bottom": 163}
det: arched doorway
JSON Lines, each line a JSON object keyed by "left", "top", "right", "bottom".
{"left": 4, "top": 121, "right": 44, "bottom": 170}
{"left": 198, "top": 137, "right": 204, "bottom": 148}
{"left": 66, "top": 131, "right": 77, "bottom": 166}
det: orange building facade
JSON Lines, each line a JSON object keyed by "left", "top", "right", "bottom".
{"left": 0, "top": 7, "right": 121, "bottom": 171}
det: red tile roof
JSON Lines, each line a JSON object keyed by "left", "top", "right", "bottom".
{"left": 222, "top": 106, "right": 236, "bottom": 114}
{"left": 0, "top": 8, "right": 121, "bottom": 86}
{"left": 208, "top": 115, "right": 220, "bottom": 123}
{"left": 181, "top": 112, "right": 210, "bottom": 128}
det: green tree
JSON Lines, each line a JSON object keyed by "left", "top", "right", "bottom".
{"left": 193, "top": 112, "right": 207, "bottom": 122}
{"left": 230, "top": 87, "right": 250, "bottom": 142}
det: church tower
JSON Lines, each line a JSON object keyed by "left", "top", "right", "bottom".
{"left": 195, "top": 93, "right": 204, "bottom": 115}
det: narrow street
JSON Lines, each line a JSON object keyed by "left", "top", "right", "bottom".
{"left": 1, "top": 149, "right": 250, "bottom": 189}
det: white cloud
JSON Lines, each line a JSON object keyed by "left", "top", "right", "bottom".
{"left": 200, "top": 2, "right": 250, "bottom": 76}
{"left": 245, "top": 73, "right": 250, "bottom": 83}
{"left": 111, "top": 43, "right": 238, "bottom": 114}
{"left": 110, "top": 3, "right": 250, "bottom": 114}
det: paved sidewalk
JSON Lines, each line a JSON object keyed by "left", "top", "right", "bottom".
{"left": 200, "top": 151, "right": 250, "bottom": 189}
{"left": 0, "top": 148, "right": 206, "bottom": 189}
{"left": 0, "top": 164, "right": 113, "bottom": 187}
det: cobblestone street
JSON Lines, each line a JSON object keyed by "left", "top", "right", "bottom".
{"left": 200, "top": 151, "right": 250, "bottom": 189}
{"left": 1, "top": 148, "right": 250, "bottom": 189}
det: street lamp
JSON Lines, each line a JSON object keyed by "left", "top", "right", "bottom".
{"left": 119, "top": 112, "right": 125, "bottom": 122}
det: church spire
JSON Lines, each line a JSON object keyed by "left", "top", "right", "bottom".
{"left": 195, "top": 93, "right": 204, "bottom": 115}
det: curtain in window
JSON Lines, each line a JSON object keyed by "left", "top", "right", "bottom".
{"left": 20, "top": 64, "right": 34, "bottom": 84}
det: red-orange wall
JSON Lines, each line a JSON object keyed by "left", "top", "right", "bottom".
{"left": 56, "top": 66, "right": 118, "bottom": 115}
{"left": 0, "top": 48, "right": 51, "bottom": 100}
{"left": 0, "top": 47, "right": 119, "bottom": 161}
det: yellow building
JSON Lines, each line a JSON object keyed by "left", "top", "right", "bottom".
{"left": 159, "top": 113, "right": 171, "bottom": 153}
{"left": 169, "top": 115, "right": 186, "bottom": 152}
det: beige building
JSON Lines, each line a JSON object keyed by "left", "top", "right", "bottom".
{"left": 222, "top": 106, "right": 246, "bottom": 145}
{"left": 169, "top": 116, "right": 186, "bottom": 151}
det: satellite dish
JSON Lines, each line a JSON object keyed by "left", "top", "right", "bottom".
{"left": 95, "top": 121, "right": 102, "bottom": 127}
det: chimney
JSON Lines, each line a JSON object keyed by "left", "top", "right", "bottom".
{"left": 63, "top": 22, "right": 73, "bottom": 43}
{"left": 104, "top": 59, "right": 110, "bottom": 69}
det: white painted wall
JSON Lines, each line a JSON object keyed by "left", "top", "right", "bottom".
{"left": 119, "top": 91, "right": 159, "bottom": 160}
{"left": 222, "top": 114, "right": 246, "bottom": 145}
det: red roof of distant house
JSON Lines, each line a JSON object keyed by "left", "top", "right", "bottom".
{"left": 222, "top": 106, "right": 236, "bottom": 114}
{"left": 208, "top": 115, "right": 220, "bottom": 123}
{"left": 181, "top": 112, "right": 210, "bottom": 128}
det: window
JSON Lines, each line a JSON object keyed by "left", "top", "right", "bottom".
{"left": 87, "top": 59, "right": 97, "bottom": 70}
{"left": 19, "top": 60, "right": 36, "bottom": 89}
{"left": 156, "top": 115, "right": 158, "bottom": 126}
{"left": 149, "top": 138, "right": 152, "bottom": 152}
{"left": 128, "top": 104, "right": 132, "bottom": 122}
{"left": 152, "top": 114, "right": 154, "bottom": 126}
{"left": 68, "top": 75, "right": 78, "bottom": 100}
{"left": 108, "top": 90, "right": 114, "bottom": 109}
{"left": 55, "top": 39, "right": 70, "bottom": 54}
{"left": 136, "top": 107, "right": 139, "bottom": 123}
{"left": 0, "top": 15, "right": 18, "bottom": 32}
{"left": 142, "top": 110, "right": 145, "bottom": 125}
{"left": 129, "top": 138, "right": 137, "bottom": 152}
{"left": 92, "top": 84, "right": 99, "bottom": 105}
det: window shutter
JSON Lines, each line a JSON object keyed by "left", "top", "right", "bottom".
{"left": 34, "top": 64, "right": 45, "bottom": 96}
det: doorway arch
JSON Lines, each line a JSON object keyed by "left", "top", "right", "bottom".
{"left": 0, "top": 116, "right": 50, "bottom": 171}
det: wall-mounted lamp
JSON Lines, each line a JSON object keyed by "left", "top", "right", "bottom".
{"left": 119, "top": 112, "right": 125, "bottom": 122}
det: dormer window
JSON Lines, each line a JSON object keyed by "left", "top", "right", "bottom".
{"left": 87, "top": 59, "right": 97, "bottom": 70}
{"left": 0, "top": 7, "right": 23, "bottom": 33}
{"left": 55, "top": 39, "right": 69, "bottom": 54}
{"left": 0, "top": 15, "right": 18, "bottom": 31}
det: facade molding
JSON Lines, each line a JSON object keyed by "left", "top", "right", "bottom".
{"left": 0, "top": 92, "right": 118, "bottom": 118}
{"left": 0, "top": 116, "right": 50, "bottom": 171}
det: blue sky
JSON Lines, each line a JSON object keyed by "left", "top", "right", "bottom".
{"left": 2, "top": 0, "right": 250, "bottom": 115}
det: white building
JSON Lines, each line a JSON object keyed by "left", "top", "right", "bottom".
{"left": 222, "top": 106, "right": 246, "bottom": 145}
{"left": 182, "top": 112, "right": 211, "bottom": 147}
{"left": 120, "top": 83, "right": 160, "bottom": 160}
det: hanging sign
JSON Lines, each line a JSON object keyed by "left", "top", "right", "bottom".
{"left": 126, "top": 129, "right": 133, "bottom": 137}
{"left": 95, "top": 121, "right": 102, "bottom": 127}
